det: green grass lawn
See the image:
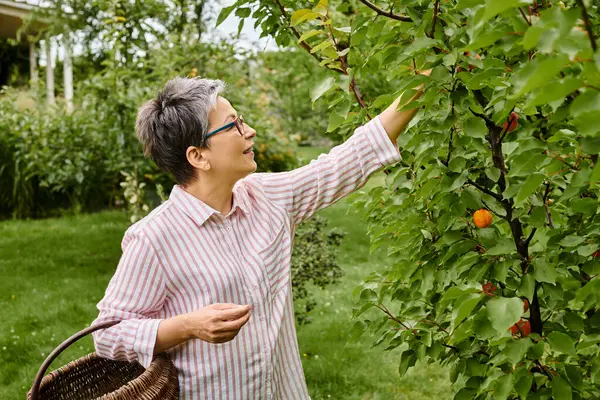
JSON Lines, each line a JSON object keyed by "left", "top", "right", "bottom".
{"left": 0, "top": 147, "right": 450, "bottom": 399}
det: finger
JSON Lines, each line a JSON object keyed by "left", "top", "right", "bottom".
{"left": 218, "top": 313, "right": 251, "bottom": 331}
{"left": 210, "top": 303, "right": 247, "bottom": 310}
{"left": 218, "top": 305, "right": 251, "bottom": 321}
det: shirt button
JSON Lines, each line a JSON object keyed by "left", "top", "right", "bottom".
{"left": 226, "top": 226, "right": 231, "bottom": 231}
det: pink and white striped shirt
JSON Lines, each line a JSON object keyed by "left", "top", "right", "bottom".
{"left": 91, "top": 116, "right": 401, "bottom": 399}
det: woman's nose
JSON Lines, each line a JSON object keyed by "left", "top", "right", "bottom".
{"left": 245, "top": 125, "right": 256, "bottom": 139}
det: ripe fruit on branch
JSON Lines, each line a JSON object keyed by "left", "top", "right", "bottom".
{"left": 503, "top": 112, "right": 519, "bottom": 133}
{"left": 473, "top": 209, "right": 493, "bottom": 228}
{"left": 482, "top": 282, "right": 497, "bottom": 296}
{"left": 592, "top": 250, "right": 600, "bottom": 258}
{"left": 509, "top": 319, "right": 531, "bottom": 337}
{"left": 523, "top": 298, "right": 530, "bottom": 313}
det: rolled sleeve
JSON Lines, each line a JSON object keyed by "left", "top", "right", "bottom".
{"left": 364, "top": 115, "right": 403, "bottom": 166}
{"left": 133, "top": 319, "right": 163, "bottom": 368}
{"left": 244, "top": 115, "right": 402, "bottom": 227}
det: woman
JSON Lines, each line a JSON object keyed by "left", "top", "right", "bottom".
{"left": 92, "top": 74, "right": 428, "bottom": 399}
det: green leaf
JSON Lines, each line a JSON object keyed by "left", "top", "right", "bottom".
{"left": 577, "top": 244, "right": 597, "bottom": 257}
{"left": 310, "top": 40, "right": 334, "bottom": 54}
{"left": 512, "top": 54, "right": 569, "bottom": 97}
{"left": 509, "top": 152, "right": 547, "bottom": 177}
{"left": 402, "top": 38, "right": 441, "bottom": 58}
{"left": 570, "top": 91, "right": 600, "bottom": 137}
{"left": 559, "top": 235, "right": 585, "bottom": 247}
{"left": 515, "top": 374, "right": 533, "bottom": 398}
{"left": 486, "top": 238, "right": 515, "bottom": 255}
{"left": 463, "top": 117, "right": 487, "bottom": 138}
{"left": 529, "top": 340, "right": 545, "bottom": 359}
{"left": 298, "top": 29, "right": 322, "bottom": 42}
{"left": 334, "top": 26, "right": 351, "bottom": 34}
{"left": 477, "top": 0, "right": 533, "bottom": 26}
{"left": 216, "top": 5, "right": 236, "bottom": 27}
{"left": 466, "top": 68, "right": 504, "bottom": 90}
{"left": 441, "top": 286, "right": 468, "bottom": 303}
{"left": 449, "top": 157, "right": 467, "bottom": 173}
{"left": 235, "top": 7, "right": 251, "bottom": 18}
{"left": 525, "top": 78, "right": 583, "bottom": 108}
{"left": 515, "top": 173, "right": 545, "bottom": 205}
{"left": 581, "top": 137, "right": 600, "bottom": 155}
{"left": 466, "top": 26, "right": 511, "bottom": 51}
{"left": 565, "top": 364, "right": 584, "bottom": 391}
{"left": 453, "top": 293, "right": 483, "bottom": 329}
{"left": 571, "top": 90, "right": 600, "bottom": 118}
{"left": 291, "top": 9, "right": 321, "bottom": 26}
{"left": 533, "top": 258, "right": 557, "bottom": 285}
{"left": 591, "top": 159, "right": 600, "bottom": 185}
{"left": 347, "top": 320, "right": 368, "bottom": 343}
{"left": 551, "top": 376, "right": 573, "bottom": 400}
{"left": 485, "top": 167, "right": 501, "bottom": 182}
{"left": 519, "top": 273, "right": 535, "bottom": 300}
{"left": 575, "top": 279, "right": 600, "bottom": 312}
{"left": 399, "top": 349, "right": 417, "bottom": 376}
{"left": 450, "top": 320, "right": 474, "bottom": 345}
{"left": 523, "top": 7, "right": 580, "bottom": 52}
{"left": 494, "top": 373, "right": 513, "bottom": 400}
{"left": 500, "top": 339, "right": 533, "bottom": 365}
{"left": 547, "top": 331, "right": 576, "bottom": 356}
{"left": 327, "top": 112, "right": 345, "bottom": 132}
{"left": 486, "top": 297, "right": 523, "bottom": 334}
{"left": 311, "top": 77, "right": 335, "bottom": 103}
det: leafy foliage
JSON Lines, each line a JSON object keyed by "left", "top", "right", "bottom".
{"left": 227, "top": 0, "right": 600, "bottom": 398}
{"left": 0, "top": 37, "right": 298, "bottom": 218}
{"left": 291, "top": 214, "right": 345, "bottom": 324}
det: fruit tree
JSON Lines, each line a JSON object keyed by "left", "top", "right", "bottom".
{"left": 222, "top": 0, "right": 600, "bottom": 398}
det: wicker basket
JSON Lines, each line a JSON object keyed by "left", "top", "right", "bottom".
{"left": 28, "top": 321, "right": 179, "bottom": 400}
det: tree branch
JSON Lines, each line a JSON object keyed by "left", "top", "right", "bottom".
{"left": 326, "top": 18, "right": 371, "bottom": 116}
{"left": 376, "top": 303, "right": 411, "bottom": 330}
{"left": 430, "top": 0, "right": 440, "bottom": 38}
{"left": 519, "top": 7, "right": 532, "bottom": 26}
{"left": 576, "top": 0, "right": 597, "bottom": 52}
{"left": 467, "top": 179, "right": 503, "bottom": 201}
{"left": 358, "top": 0, "right": 413, "bottom": 22}
{"left": 524, "top": 228, "right": 537, "bottom": 247}
{"left": 542, "top": 181, "right": 555, "bottom": 229}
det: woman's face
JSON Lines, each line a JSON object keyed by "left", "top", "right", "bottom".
{"left": 199, "top": 96, "right": 257, "bottom": 182}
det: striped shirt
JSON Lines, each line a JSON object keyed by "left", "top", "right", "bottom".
{"left": 91, "top": 116, "right": 401, "bottom": 399}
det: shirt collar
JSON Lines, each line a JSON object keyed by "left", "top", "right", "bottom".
{"left": 169, "top": 184, "right": 250, "bottom": 227}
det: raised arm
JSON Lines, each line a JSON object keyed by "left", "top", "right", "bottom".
{"left": 244, "top": 82, "right": 426, "bottom": 227}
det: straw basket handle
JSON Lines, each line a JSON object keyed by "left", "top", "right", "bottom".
{"left": 30, "top": 320, "right": 121, "bottom": 400}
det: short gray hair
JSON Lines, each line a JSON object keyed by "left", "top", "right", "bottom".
{"left": 135, "top": 77, "right": 227, "bottom": 184}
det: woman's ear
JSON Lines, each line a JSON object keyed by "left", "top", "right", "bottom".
{"left": 186, "top": 146, "right": 211, "bottom": 171}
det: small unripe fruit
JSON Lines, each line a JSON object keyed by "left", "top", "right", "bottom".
{"left": 473, "top": 209, "right": 493, "bottom": 228}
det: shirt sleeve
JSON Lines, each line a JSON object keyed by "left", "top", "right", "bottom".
{"left": 248, "top": 115, "right": 401, "bottom": 227}
{"left": 91, "top": 232, "right": 167, "bottom": 369}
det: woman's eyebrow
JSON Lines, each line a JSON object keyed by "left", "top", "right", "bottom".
{"left": 223, "top": 113, "right": 237, "bottom": 124}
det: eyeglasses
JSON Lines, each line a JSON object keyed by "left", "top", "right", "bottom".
{"left": 206, "top": 115, "right": 245, "bottom": 139}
